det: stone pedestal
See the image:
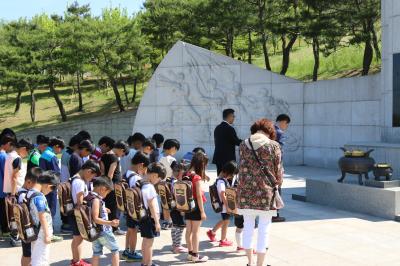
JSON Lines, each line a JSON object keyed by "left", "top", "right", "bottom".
{"left": 364, "top": 179, "right": 400, "bottom": 188}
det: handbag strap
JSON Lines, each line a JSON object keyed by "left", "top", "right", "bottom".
{"left": 248, "top": 138, "right": 276, "bottom": 188}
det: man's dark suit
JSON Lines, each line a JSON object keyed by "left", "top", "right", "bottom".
{"left": 212, "top": 121, "right": 242, "bottom": 174}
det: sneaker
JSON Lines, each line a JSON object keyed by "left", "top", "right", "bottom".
{"left": 206, "top": 230, "right": 216, "bottom": 242}
{"left": 272, "top": 216, "right": 286, "bottom": 223}
{"left": 219, "top": 239, "right": 233, "bottom": 247}
{"left": 173, "top": 246, "right": 188, "bottom": 253}
{"left": 191, "top": 255, "right": 208, "bottom": 263}
{"left": 121, "top": 250, "right": 142, "bottom": 262}
{"left": 161, "top": 221, "right": 172, "bottom": 230}
{"left": 51, "top": 235, "right": 63, "bottom": 242}
{"left": 70, "top": 259, "right": 91, "bottom": 266}
{"left": 187, "top": 253, "right": 193, "bottom": 261}
{"left": 114, "top": 228, "right": 126, "bottom": 236}
{"left": 61, "top": 223, "right": 73, "bottom": 233}
{"left": 236, "top": 247, "right": 245, "bottom": 252}
{"left": 10, "top": 237, "right": 22, "bottom": 247}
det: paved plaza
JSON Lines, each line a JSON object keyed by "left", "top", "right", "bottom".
{"left": 1, "top": 166, "right": 399, "bottom": 266}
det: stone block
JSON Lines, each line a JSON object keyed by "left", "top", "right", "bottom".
{"left": 352, "top": 74, "right": 381, "bottom": 101}
{"left": 365, "top": 180, "right": 400, "bottom": 189}
{"left": 271, "top": 82, "right": 304, "bottom": 104}
{"left": 393, "top": 16, "right": 400, "bottom": 53}
{"left": 350, "top": 126, "right": 381, "bottom": 142}
{"left": 133, "top": 106, "right": 157, "bottom": 126}
{"left": 304, "top": 125, "right": 351, "bottom": 148}
{"left": 158, "top": 41, "right": 183, "bottom": 68}
{"left": 304, "top": 102, "right": 352, "bottom": 126}
{"left": 271, "top": 72, "right": 299, "bottom": 84}
{"left": 240, "top": 64, "right": 271, "bottom": 84}
{"left": 351, "top": 101, "right": 380, "bottom": 126}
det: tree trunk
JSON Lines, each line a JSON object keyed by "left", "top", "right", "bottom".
{"left": 247, "top": 30, "right": 253, "bottom": 64}
{"left": 371, "top": 26, "right": 381, "bottom": 61}
{"left": 30, "top": 87, "right": 36, "bottom": 122}
{"left": 49, "top": 80, "right": 67, "bottom": 121}
{"left": 362, "top": 38, "right": 373, "bottom": 76}
{"left": 312, "top": 37, "right": 320, "bottom": 81}
{"left": 76, "top": 71, "right": 83, "bottom": 112}
{"left": 121, "top": 74, "right": 130, "bottom": 105}
{"left": 261, "top": 32, "right": 271, "bottom": 71}
{"left": 110, "top": 77, "right": 125, "bottom": 112}
{"left": 280, "top": 34, "right": 298, "bottom": 75}
{"left": 131, "top": 78, "right": 137, "bottom": 105}
{"left": 14, "top": 87, "right": 22, "bottom": 114}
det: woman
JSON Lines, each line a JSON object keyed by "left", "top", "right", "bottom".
{"left": 236, "top": 118, "right": 283, "bottom": 266}
{"left": 184, "top": 151, "right": 208, "bottom": 263}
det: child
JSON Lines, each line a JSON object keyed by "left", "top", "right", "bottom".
{"left": 158, "top": 139, "right": 180, "bottom": 230}
{"left": 29, "top": 170, "right": 60, "bottom": 266}
{"left": 90, "top": 177, "right": 120, "bottom": 266}
{"left": 139, "top": 162, "right": 165, "bottom": 266}
{"left": 121, "top": 133, "right": 146, "bottom": 176}
{"left": 142, "top": 139, "right": 155, "bottom": 158}
{"left": 27, "top": 135, "right": 48, "bottom": 171}
{"left": 170, "top": 163, "right": 188, "bottom": 253}
{"left": 69, "top": 140, "right": 95, "bottom": 177}
{"left": 181, "top": 147, "right": 206, "bottom": 167}
{"left": 207, "top": 161, "right": 238, "bottom": 247}
{"left": 185, "top": 152, "right": 208, "bottom": 263}
{"left": 18, "top": 167, "right": 43, "bottom": 266}
{"left": 69, "top": 160, "right": 101, "bottom": 266}
{"left": 121, "top": 152, "right": 149, "bottom": 262}
{"left": 61, "top": 135, "right": 83, "bottom": 183}
{"left": 150, "top": 134, "right": 164, "bottom": 163}
{"left": 90, "top": 136, "right": 115, "bottom": 163}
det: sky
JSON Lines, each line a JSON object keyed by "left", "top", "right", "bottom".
{"left": 0, "top": 0, "right": 145, "bottom": 21}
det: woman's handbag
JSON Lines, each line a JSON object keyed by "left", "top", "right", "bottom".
{"left": 248, "top": 139, "right": 285, "bottom": 210}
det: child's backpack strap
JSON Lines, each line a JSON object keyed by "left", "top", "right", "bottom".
{"left": 27, "top": 191, "right": 43, "bottom": 228}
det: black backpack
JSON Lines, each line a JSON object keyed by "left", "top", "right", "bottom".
{"left": 209, "top": 178, "right": 228, "bottom": 213}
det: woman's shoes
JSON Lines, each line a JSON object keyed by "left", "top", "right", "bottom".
{"left": 191, "top": 255, "right": 208, "bottom": 263}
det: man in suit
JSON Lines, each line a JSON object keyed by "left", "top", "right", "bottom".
{"left": 212, "top": 109, "right": 242, "bottom": 175}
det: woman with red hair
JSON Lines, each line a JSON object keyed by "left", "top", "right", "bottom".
{"left": 236, "top": 118, "right": 283, "bottom": 266}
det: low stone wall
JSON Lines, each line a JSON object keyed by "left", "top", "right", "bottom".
{"left": 17, "top": 109, "right": 137, "bottom": 143}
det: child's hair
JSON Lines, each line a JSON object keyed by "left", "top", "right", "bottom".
{"left": 1, "top": 128, "right": 16, "bottom": 140}
{"left": 163, "top": 139, "right": 180, "bottom": 151}
{"left": 25, "top": 167, "right": 43, "bottom": 183}
{"left": 81, "top": 160, "right": 101, "bottom": 176}
{"left": 38, "top": 171, "right": 60, "bottom": 186}
{"left": 192, "top": 147, "right": 205, "bottom": 154}
{"left": 221, "top": 161, "right": 239, "bottom": 176}
{"left": 131, "top": 151, "right": 150, "bottom": 167}
{"left": 49, "top": 137, "right": 65, "bottom": 149}
{"left": 76, "top": 130, "right": 91, "bottom": 141}
{"left": 93, "top": 176, "right": 114, "bottom": 191}
{"left": 36, "top": 135, "right": 49, "bottom": 145}
{"left": 152, "top": 133, "right": 164, "bottom": 147}
{"left": 172, "top": 162, "right": 186, "bottom": 172}
{"left": 276, "top": 114, "right": 291, "bottom": 124}
{"left": 98, "top": 136, "right": 115, "bottom": 148}
{"left": 69, "top": 135, "right": 83, "bottom": 147}
{"left": 0, "top": 134, "right": 16, "bottom": 146}
{"left": 127, "top": 132, "right": 146, "bottom": 146}
{"left": 189, "top": 151, "right": 208, "bottom": 180}
{"left": 16, "top": 138, "right": 34, "bottom": 150}
{"left": 143, "top": 138, "right": 155, "bottom": 150}
{"left": 113, "top": 140, "right": 129, "bottom": 155}
{"left": 79, "top": 139, "right": 95, "bottom": 153}
{"left": 147, "top": 162, "right": 167, "bottom": 178}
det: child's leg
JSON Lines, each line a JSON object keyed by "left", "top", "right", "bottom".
{"left": 221, "top": 219, "right": 230, "bottom": 240}
{"left": 21, "top": 242, "right": 31, "bottom": 266}
{"left": 171, "top": 226, "right": 178, "bottom": 247}
{"left": 235, "top": 227, "right": 243, "bottom": 248}
{"left": 185, "top": 221, "right": 193, "bottom": 252}
{"left": 111, "top": 252, "right": 120, "bottom": 266}
{"left": 128, "top": 228, "right": 138, "bottom": 252}
{"left": 211, "top": 220, "right": 224, "bottom": 234}
{"left": 141, "top": 238, "right": 154, "bottom": 265}
{"left": 71, "top": 235, "right": 83, "bottom": 262}
{"left": 21, "top": 256, "right": 30, "bottom": 266}
{"left": 191, "top": 221, "right": 202, "bottom": 254}
{"left": 92, "top": 256, "right": 100, "bottom": 266}
{"left": 125, "top": 229, "right": 130, "bottom": 251}
{"left": 175, "top": 227, "right": 184, "bottom": 247}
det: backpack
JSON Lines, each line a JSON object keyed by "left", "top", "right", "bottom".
{"left": 114, "top": 179, "right": 129, "bottom": 212}
{"left": 74, "top": 193, "right": 103, "bottom": 242}
{"left": 125, "top": 181, "right": 149, "bottom": 222}
{"left": 58, "top": 179, "right": 74, "bottom": 216}
{"left": 173, "top": 175, "right": 196, "bottom": 213}
{"left": 209, "top": 178, "right": 227, "bottom": 213}
{"left": 13, "top": 192, "right": 41, "bottom": 243}
{"left": 156, "top": 179, "right": 176, "bottom": 211}
{"left": 5, "top": 195, "right": 18, "bottom": 235}
{"left": 225, "top": 187, "right": 237, "bottom": 214}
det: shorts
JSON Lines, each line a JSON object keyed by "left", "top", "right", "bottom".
{"left": 68, "top": 213, "right": 81, "bottom": 236}
{"left": 170, "top": 209, "right": 185, "bottom": 227}
{"left": 234, "top": 215, "right": 244, "bottom": 229}
{"left": 184, "top": 207, "right": 202, "bottom": 221}
{"left": 22, "top": 241, "right": 31, "bottom": 257}
{"left": 221, "top": 213, "right": 231, "bottom": 221}
{"left": 139, "top": 217, "right": 160, "bottom": 239}
{"left": 92, "top": 230, "right": 119, "bottom": 256}
{"left": 126, "top": 215, "right": 139, "bottom": 229}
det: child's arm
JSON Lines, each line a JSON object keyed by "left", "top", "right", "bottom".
{"left": 91, "top": 198, "right": 119, "bottom": 227}
{"left": 76, "top": 192, "right": 84, "bottom": 206}
{"left": 195, "top": 181, "right": 206, "bottom": 220}
{"left": 107, "top": 162, "right": 117, "bottom": 179}
{"left": 220, "top": 190, "right": 228, "bottom": 208}
{"left": 38, "top": 211, "right": 52, "bottom": 244}
{"left": 100, "top": 161, "right": 105, "bottom": 175}
{"left": 148, "top": 197, "right": 160, "bottom": 232}
{"left": 11, "top": 168, "right": 19, "bottom": 195}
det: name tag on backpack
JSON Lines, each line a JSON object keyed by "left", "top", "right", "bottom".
{"left": 66, "top": 203, "right": 73, "bottom": 212}
{"left": 10, "top": 221, "right": 17, "bottom": 230}
{"left": 25, "top": 228, "right": 35, "bottom": 238}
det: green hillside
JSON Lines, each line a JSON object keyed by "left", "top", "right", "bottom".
{"left": 0, "top": 43, "right": 381, "bottom": 132}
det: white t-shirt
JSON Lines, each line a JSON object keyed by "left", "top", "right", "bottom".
{"left": 71, "top": 176, "right": 88, "bottom": 204}
{"left": 17, "top": 187, "right": 28, "bottom": 203}
{"left": 159, "top": 154, "right": 176, "bottom": 178}
{"left": 217, "top": 178, "right": 228, "bottom": 213}
{"left": 126, "top": 170, "right": 142, "bottom": 188}
{"left": 120, "top": 149, "right": 138, "bottom": 176}
{"left": 141, "top": 183, "right": 159, "bottom": 214}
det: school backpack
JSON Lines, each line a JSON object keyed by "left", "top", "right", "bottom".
{"left": 225, "top": 187, "right": 238, "bottom": 214}
{"left": 209, "top": 178, "right": 227, "bottom": 213}
{"left": 173, "top": 175, "right": 196, "bottom": 213}
{"left": 114, "top": 179, "right": 129, "bottom": 212}
{"left": 5, "top": 195, "right": 19, "bottom": 235}
{"left": 125, "top": 180, "right": 149, "bottom": 222}
{"left": 13, "top": 192, "right": 41, "bottom": 243}
{"left": 156, "top": 179, "right": 176, "bottom": 211}
{"left": 74, "top": 193, "right": 103, "bottom": 242}
{"left": 58, "top": 179, "right": 74, "bottom": 216}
